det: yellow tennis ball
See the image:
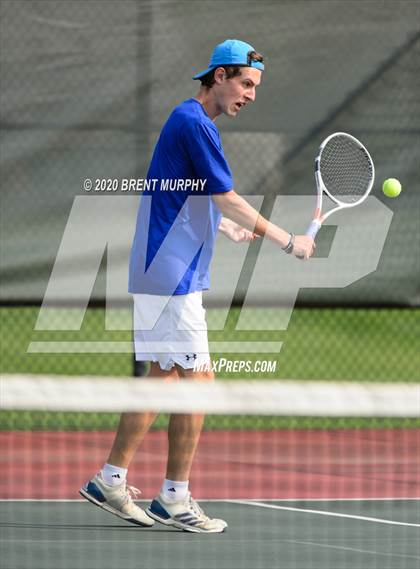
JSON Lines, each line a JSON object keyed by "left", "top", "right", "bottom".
{"left": 382, "top": 178, "right": 401, "bottom": 198}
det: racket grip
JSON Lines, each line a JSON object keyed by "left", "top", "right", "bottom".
{"left": 306, "top": 219, "right": 321, "bottom": 239}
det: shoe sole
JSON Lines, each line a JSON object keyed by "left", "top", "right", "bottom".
{"left": 79, "top": 488, "right": 155, "bottom": 528}
{"left": 146, "top": 508, "right": 226, "bottom": 533}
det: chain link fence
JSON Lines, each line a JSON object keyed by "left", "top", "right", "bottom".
{"left": 1, "top": 1, "right": 419, "bottom": 378}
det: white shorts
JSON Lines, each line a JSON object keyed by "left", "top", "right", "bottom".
{"left": 133, "top": 291, "right": 210, "bottom": 371}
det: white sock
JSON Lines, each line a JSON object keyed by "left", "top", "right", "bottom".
{"left": 101, "top": 463, "right": 128, "bottom": 486}
{"left": 161, "top": 479, "right": 189, "bottom": 502}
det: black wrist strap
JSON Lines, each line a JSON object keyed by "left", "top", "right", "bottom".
{"left": 282, "top": 233, "right": 295, "bottom": 254}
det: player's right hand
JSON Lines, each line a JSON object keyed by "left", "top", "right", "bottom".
{"left": 292, "top": 235, "right": 315, "bottom": 260}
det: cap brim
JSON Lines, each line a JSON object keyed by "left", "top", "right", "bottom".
{"left": 193, "top": 60, "right": 264, "bottom": 80}
{"left": 192, "top": 66, "right": 215, "bottom": 80}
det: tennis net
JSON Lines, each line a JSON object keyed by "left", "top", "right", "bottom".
{"left": 1, "top": 374, "right": 419, "bottom": 500}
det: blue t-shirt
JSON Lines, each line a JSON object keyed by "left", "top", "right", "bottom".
{"left": 128, "top": 99, "right": 233, "bottom": 295}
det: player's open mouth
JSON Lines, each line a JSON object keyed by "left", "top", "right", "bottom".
{"left": 235, "top": 102, "right": 245, "bottom": 110}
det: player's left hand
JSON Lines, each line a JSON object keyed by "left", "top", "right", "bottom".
{"left": 219, "top": 218, "right": 258, "bottom": 243}
{"left": 227, "top": 224, "right": 258, "bottom": 242}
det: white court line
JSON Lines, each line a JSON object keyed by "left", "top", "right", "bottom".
{"left": 236, "top": 496, "right": 420, "bottom": 502}
{"left": 285, "top": 540, "right": 420, "bottom": 561}
{"left": 223, "top": 497, "right": 420, "bottom": 502}
{"left": 1, "top": 499, "right": 90, "bottom": 502}
{"left": 227, "top": 500, "right": 420, "bottom": 528}
{"left": 1, "top": 497, "right": 420, "bottom": 503}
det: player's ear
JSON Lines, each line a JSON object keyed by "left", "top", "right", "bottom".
{"left": 213, "top": 67, "right": 225, "bottom": 84}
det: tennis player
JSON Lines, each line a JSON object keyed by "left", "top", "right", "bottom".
{"left": 80, "top": 39, "right": 314, "bottom": 533}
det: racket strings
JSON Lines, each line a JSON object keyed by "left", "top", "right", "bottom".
{"left": 320, "top": 135, "right": 373, "bottom": 204}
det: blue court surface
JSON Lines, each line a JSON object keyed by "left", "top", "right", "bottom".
{"left": 1, "top": 498, "right": 419, "bottom": 569}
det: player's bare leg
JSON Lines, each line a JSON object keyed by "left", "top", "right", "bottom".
{"left": 107, "top": 362, "right": 178, "bottom": 468}
{"left": 79, "top": 362, "right": 178, "bottom": 527}
{"left": 147, "top": 365, "right": 227, "bottom": 532}
{"left": 165, "top": 366, "right": 213, "bottom": 481}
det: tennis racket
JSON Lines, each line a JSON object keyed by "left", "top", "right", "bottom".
{"left": 306, "top": 132, "right": 375, "bottom": 239}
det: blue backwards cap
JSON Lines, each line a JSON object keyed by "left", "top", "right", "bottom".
{"left": 193, "top": 39, "right": 264, "bottom": 80}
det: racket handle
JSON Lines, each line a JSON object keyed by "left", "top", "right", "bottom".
{"left": 306, "top": 219, "right": 321, "bottom": 239}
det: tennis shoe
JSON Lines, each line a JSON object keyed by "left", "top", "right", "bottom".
{"left": 147, "top": 491, "right": 227, "bottom": 533}
{"left": 79, "top": 473, "right": 155, "bottom": 527}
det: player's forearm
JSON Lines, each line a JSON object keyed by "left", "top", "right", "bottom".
{"left": 213, "top": 191, "right": 290, "bottom": 248}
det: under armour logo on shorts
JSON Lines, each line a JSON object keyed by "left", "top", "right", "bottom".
{"left": 185, "top": 353, "right": 197, "bottom": 361}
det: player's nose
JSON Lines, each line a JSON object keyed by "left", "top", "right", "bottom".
{"left": 246, "top": 88, "right": 256, "bottom": 102}
{"left": 244, "top": 88, "right": 255, "bottom": 103}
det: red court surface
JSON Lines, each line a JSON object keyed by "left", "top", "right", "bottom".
{"left": 1, "top": 429, "right": 419, "bottom": 500}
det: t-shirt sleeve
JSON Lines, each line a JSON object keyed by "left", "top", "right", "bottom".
{"left": 182, "top": 120, "right": 233, "bottom": 194}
